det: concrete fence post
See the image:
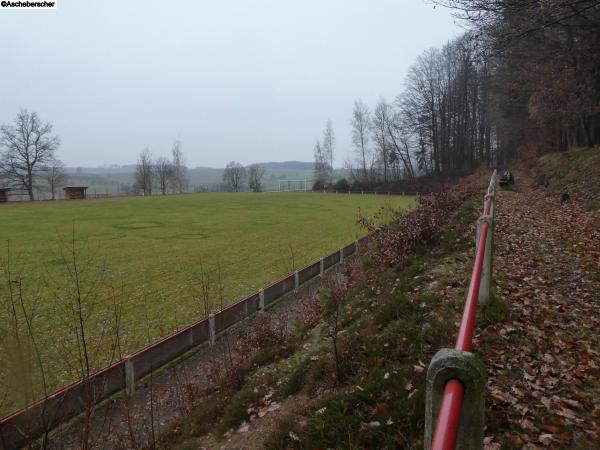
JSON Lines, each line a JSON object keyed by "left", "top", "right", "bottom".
{"left": 319, "top": 257, "right": 324, "bottom": 277}
{"left": 339, "top": 248, "right": 344, "bottom": 264}
{"left": 209, "top": 313, "right": 216, "bottom": 346}
{"left": 475, "top": 214, "right": 494, "bottom": 305}
{"left": 294, "top": 270, "right": 299, "bottom": 290}
{"left": 258, "top": 288, "right": 265, "bottom": 310}
{"left": 425, "top": 349, "right": 486, "bottom": 450}
{"left": 125, "top": 359, "right": 135, "bottom": 397}
{"left": 354, "top": 239, "right": 359, "bottom": 256}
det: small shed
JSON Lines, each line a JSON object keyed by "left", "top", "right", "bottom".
{"left": 0, "top": 188, "right": 10, "bottom": 203}
{"left": 63, "top": 186, "right": 88, "bottom": 200}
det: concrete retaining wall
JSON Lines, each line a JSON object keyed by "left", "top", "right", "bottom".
{"left": 297, "top": 261, "right": 321, "bottom": 284}
{"left": 263, "top": 273, "right": 296, "bottom": 306}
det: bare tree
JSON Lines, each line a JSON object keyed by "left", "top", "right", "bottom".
{"left": 247, "top": 164, "right": 265, "bottom": 192}
{"left": 322, "top": 119, "right": 336, "bottom": 183}
{"left": 0, "top": 245, "right": 53, "bottom": 448}
{"left": 0, "top": 110, "right": 60, "bottom": 200}
{"left": 372, "top": 100, "right": 393, "bottom": 182}
{"left": 42, "top": 158, "right": 66, "bottom": 200}
{"left": 313, "top": 139, "right": 330, "bottom": 189}
{"left": 154, "top": 157, "right": 173, "bottom": 195}
{"left": 49, "top": 227, "right": 125, "bottom": 450}
{"left": 385, "top": 110, "right": 416, "bottom": 181}
{"left": 319, "top": 273, "right": 349, "bottom": 384}
{"left": 223, "top": 161, "right": 246, "bottom": 192}
{"left": 134, "top": 149, "right": 154, "bottom": 196}
{"left": 351, "top": 99, "right": 373, "bottom": 185}
{"left": 170, "top": 140, "right": 189, "bottom": 194}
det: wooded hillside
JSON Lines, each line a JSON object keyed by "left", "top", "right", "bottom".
{"left": 346, "top": 1, "right": 600, "bottom": 185}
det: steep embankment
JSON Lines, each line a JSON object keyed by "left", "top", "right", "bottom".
{"left": 529, "top": 146, "right": 600, "bottom": 213}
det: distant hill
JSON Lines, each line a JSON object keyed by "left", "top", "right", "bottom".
{"left": 62, "top": 161, "right": 320, "bottom": 194}
{"left": 254, "top": 161, "right": 314, "bottom": 171}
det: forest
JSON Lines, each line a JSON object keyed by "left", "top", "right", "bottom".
{"left": 319, "top": 0, "right": 600, "bottom": 186}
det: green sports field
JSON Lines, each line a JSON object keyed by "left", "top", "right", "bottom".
{"left": 0, "top": 192, "right": 413, "bottom": 412}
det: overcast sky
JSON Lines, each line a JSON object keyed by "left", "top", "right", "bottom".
{"left": 0, "top": 1, "right": 460, "bottom": 168}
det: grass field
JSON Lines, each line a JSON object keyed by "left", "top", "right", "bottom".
{"left": 0, "top": 192, "right": 413, "bottom": 412}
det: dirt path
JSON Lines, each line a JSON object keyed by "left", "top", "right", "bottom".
{"left": 478, "top": 183, "right": 600, "bottom": 449}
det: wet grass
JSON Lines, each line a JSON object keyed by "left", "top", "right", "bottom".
{"left": 0, "top": 192, "right": 413, "bottom": 415}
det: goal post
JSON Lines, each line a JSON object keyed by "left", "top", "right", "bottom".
{"left": 277, "top": 179, "right": 310, "bottom": 192}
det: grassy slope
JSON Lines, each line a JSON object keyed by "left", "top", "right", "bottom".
{"left": 530, "top": 146, "right": 600, "bottom": 211}
{"left": 0, "top": 192, "right": 412, "bottom": 411}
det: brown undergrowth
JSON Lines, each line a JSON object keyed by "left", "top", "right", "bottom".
{"left": 476, "top": 177, "right": 600, "bottom": 449}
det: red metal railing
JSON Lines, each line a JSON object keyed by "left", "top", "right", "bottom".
{"left": 430, "top": 174, "right": 496, "bottom": 450}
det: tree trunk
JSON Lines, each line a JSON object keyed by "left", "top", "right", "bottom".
{"left": 27, "top": 170, "right": 34, "bottom": 201}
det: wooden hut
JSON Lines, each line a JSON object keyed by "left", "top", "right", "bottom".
{"left": 0, "top": 188, "right": 10, "bottom": 203}
{"left": 63, "top": 186, "right": 88, "bottom": 200}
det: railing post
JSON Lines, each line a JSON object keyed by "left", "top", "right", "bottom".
{"left": 425, "top": 349, "right": 486, "bottom": 450}
{"left": 294, "top": 270, "right": 299, "bottom": 290}
{"left": 484, "top": 193, "right": 495, "bottom": 216}
{"left": 258, "top": 288, "right": 265, "bottom": 311}
{"left": 339, "top": 247, "right": 344, "bottom": 264}
{"left": 354, "top": 239, "right": 359, "bottom": 256}
{"left": 319, "top": 257, "right": 324, "bottom": 277}
{"left": 475, "top": 214, "right": 494, "bottom": 305}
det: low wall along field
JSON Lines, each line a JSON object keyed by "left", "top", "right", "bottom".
{"left": 0, "top": 192, "right": 414, "bottom": 416}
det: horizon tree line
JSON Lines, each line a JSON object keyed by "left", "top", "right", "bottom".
{"left": 0, "top": 109, "right": 269, "bottom": 199}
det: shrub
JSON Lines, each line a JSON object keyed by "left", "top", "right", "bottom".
{"left": 313, "top": 180, "right": 326, "bottom": 191}
{"left": 358, "top": 171, "right": 485, "bottom": 268}
{"left": 334, "top": 178, "right": 350, "bottom": 192}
